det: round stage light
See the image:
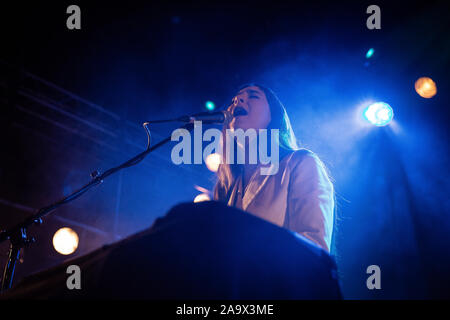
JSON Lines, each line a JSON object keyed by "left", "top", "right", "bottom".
{"left": 194, "top": 193, "right": 210, "bottom": 203}
{"left": 366, "top": 48, "right": 375, "bottom": 59}
{"left": 205, "top": 153, "right": 221, "bottom": 172}
{"left": 363, "top": 102, "right": 394, "bottom": 126}
{"left": 205, "top": 101, "right": 216, "bottom": 111}
{"left": 53, "top": 227, "right": 79, "bottom": 255}
{"left": 415, "top": 77, "right": 437, "bottom": 98}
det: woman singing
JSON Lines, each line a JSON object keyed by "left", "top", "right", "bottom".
{"left": 214, "top": 84, "right": 335, "bottom": 252}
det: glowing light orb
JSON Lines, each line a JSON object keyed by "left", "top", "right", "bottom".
{"left": 205, "top": 101, "right": 216, "bottom": 111}
{"left": 194, "top": 193, "right": 211, "bottom": 203}
{"left": 53, "top": 227, "right": 79, "bottom": 255}
{"left": 205, "top": 153, "right": 221, "bottom": 172}
{"left": 415, "top": 77, "right": 437, "bottom": 98}
{"left": 363, "top": 102, "right": 394, "bottom": 126}
{"left": 366, "top": 48, "right": 375, "bottom": 59}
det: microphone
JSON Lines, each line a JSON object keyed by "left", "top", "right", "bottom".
{"left": 176, "top": 110, "right": 233, "bottom": 124}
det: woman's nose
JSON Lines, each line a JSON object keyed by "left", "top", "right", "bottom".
{"left": 231, "top": 95, "right": 245, "bottom": 109}
{"left": 233, "top": 97, "right": 245, "bottom": 106}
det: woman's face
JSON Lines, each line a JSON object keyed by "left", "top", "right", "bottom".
{"left": 227, "top": 86, "right": 271, "bottom": 132}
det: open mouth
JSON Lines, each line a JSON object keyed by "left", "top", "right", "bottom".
{"left": 233, "top": 106, "right": 248, "bottom": 117}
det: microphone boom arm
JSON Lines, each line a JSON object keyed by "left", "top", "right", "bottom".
{"left": 0, "top": 121, "right": 195, "bottom": 292}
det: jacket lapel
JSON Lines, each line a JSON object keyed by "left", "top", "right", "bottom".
{"left": 241, "top": 150, "right": 293, "bottom": 210}
{"left": 242, "top": 168, "right": 271, "bottom": 211}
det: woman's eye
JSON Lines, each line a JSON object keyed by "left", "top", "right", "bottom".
{"left": 249, "top": 95, "right": 259, "bottom": 99}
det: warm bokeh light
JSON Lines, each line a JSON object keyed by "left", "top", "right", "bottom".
{"left": 205, "top": 153, "right": 221, "bottom": 172}
{"left": 194, "top": 193, "right": 211, "bottom": 203}
{"left": 53, "top": 227, "right": 79, "bottom": 255}
{"left": 415, "top": 77, "right": 437, "bottom": 98}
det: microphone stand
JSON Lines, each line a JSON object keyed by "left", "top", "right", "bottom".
{"left": 0, "top": 121, "right": 195, "bottom": 292}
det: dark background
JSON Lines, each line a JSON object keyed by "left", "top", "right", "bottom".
{"left": 0, "top": 0, "right": 449, "bottom": 298}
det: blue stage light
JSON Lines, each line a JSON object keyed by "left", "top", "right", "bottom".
{"left": 366, "top": 48, "right": 375, "bottom": 59}
{"left": 363, "top": 102, "right": 394, "bottom": 126}
{"left": 205, "top": 101, "right": 215, "bottom": 111}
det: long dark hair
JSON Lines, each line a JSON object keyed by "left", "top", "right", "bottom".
{"left": 213, "top": 83, "right": 299, "bottom": 201}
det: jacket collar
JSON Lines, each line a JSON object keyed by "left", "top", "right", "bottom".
{"left": 241, "top": 149, "right": 294, "bottom": 210}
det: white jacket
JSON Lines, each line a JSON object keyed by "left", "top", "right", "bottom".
{"left": 223, "top": 149, "right": 334, "bottom": 251}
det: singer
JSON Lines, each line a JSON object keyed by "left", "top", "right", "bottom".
{"left": 214, "top": 84, "right": 335, "bottom": 251}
